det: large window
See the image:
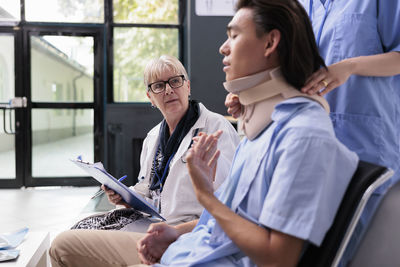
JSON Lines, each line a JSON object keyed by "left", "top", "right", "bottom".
{"left": 113, "top": 27, "right": 179, "bottom": 102}
{"left": 0, "top": 0, "right": 181, "bottom": 103}
{"left": 112, "top": 0, "right": 180, "bottom": 102}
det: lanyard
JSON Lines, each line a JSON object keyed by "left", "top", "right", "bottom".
{"left": 308, "top": 0, "right": 333, "bottom": 47}
{"left": 152, "top": 148, "right": 175, "bottom": 192}
{"left": 152, "top": 128, "right": 199, "bottom": 190}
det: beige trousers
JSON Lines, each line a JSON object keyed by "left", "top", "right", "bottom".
{"left": 49, "top": 229, "right": 150, "bottom": 267}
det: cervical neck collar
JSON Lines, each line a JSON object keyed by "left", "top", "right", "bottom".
{"left": 224, "top": 68, "right": 330, "bottom": 140}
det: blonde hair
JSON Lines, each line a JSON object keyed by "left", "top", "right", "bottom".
{"left": 143, "top": 55, "right": 189, "bottom": 90}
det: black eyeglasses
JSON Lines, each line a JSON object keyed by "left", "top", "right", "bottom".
{"left": 147, "top": 75, "right": 186, "bottom": 94}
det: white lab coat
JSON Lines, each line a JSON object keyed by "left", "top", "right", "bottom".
{"left": 133, "top": 103, "right": 240, "bottom": 225}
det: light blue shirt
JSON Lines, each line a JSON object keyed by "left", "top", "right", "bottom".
{"left": 299, "top": 0, "right": 400, "bottom": 185}
{"left": 155, "top": 98, "right": 358, "bottom": 267}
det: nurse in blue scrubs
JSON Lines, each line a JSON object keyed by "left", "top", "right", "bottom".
{"left": 300, "top": 0, "right": 400, "bottom": 185}
{"left": 298, "top": 0, "right": 400, "bottom": 265}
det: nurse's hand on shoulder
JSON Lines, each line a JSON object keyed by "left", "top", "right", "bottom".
{"left": 225, "top": 93, "right": 242, "bottom": 119}
{"left": 101, "top": 184, "right": 130, "bottom": 208}
{"left": 137, "top": 222, "right": 180, "bottom": 265}
{"left": 301, "top": 60, "right": 354, "bottom": 96}
{"left": 186, "top": 131, "right": 222, "bottom": 202}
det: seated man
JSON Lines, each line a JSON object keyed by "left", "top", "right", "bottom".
{"left": 49, "top": 0, "right": 358, "bottom": 266}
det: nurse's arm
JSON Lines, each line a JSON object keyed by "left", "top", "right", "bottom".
{"left": 302, "top": 51, "right": 400, "bottom": 95}
{"left": 186, "top": 132, "right": 303, "bottom": 267}
{"left": 348, "top": 51, "right": 400, "bottom": 76}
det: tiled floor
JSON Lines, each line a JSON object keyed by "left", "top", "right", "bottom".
{"left": 0, "top": 186, "right": 113, "bottom": 240}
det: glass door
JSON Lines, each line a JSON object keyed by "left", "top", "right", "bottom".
{"left": 0, "top": 1, "right": 105, "bottom": 188}
{"left": 24, "top": 27, "right": 103, "bottom": 186}
{"left": 0, "top": 31, "right": 22, "bottom": 188}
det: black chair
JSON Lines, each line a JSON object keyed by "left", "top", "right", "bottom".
{"left": 348, "top": 179, "right": 400, "bottom": 267}
{"left": 297, "top": 160, "right": 394, "bottom": 267}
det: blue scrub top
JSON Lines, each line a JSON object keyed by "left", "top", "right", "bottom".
{"left": 299, "top": 0, "right": 400, "bottom": 185}
{"left": 155, "top": 98, "right": 358, "bottom": 267}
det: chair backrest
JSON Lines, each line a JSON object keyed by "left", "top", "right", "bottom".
{"left": 348, "top": 180, "right": 400, "bottom": 267}
{"left": 297, "top": 160, "right": 393, "bottom": 267}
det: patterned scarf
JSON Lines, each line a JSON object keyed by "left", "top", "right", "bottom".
{"left": 149, "top": 100, "right": 200, "bottom": 191}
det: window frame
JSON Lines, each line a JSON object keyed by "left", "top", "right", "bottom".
{"left": 106, "top": 0, "right": 184, "bottom": 103}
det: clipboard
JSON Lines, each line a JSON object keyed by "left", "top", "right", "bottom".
{"left": 71, "top": 159, "right": 165, "bottom": 221}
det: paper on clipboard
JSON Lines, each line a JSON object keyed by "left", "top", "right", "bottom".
{"left": 71, "top": 159, "right": 165, "bottom": 221}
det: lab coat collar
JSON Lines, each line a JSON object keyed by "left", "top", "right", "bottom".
{"left": 147, "top": 102, "right": 207, "bottom": 138}
{"left": 147, "top": 103, "right": 208, "bottom": 165}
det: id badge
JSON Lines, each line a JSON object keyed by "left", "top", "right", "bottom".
{"left": 149, "top": 190, "right": 161, "bottom": 213}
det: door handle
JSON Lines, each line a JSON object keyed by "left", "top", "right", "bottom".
{"left": 8, "top": 97, "right": 27, "bottom": 108}
{"left": 0, "top": 97, "right": 28, "bottom": 135}
{"left": 0, "top": 97, "right": 27, "bottom": 108}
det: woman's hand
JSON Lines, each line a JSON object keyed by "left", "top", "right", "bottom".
{"left": 100, "top": 185, "right": 130, "bottom": 207}
{"left": 186, "top": 131, "right": 222, "bottom": 204}
{"left": 225, "top": 93, "right": 242, "bottom": 118}
{"left": 137, "top": 222, "right": 180, "bottom": 264}
{"left": 301, "top": 60, "right": 354, "bottom": 96}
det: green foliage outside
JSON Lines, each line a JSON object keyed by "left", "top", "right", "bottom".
{"left": 58, "top": 0, "right": 180, "bottom": 102}
{"left": 113, "top": 0, "right": 179, "bottom": 102}
{"left": 113, "top": 0, "right": 178, "bottom": 24}
{"left": 113, "top": 27, "right": 178, "bottom": 102}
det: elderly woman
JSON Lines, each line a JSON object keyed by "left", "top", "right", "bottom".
{"left": 72, "top": 55, "right": 239, "bottom": 231}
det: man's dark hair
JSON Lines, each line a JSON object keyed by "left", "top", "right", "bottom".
{"left": 236, "top": 0, "right": 326, "bottom": 89}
